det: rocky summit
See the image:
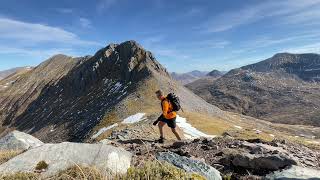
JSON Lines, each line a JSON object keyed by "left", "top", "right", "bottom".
{"left": 187, "top": 53, "right": 320, "bottom": 126}
{"left": 0, "top": 40, "right": 223, "bottom": 143}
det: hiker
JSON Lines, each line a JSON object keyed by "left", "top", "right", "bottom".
{"left": 153, "top": 90, "right": 181, "bottom": 143}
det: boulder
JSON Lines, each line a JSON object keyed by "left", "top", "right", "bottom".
{"left": 0, "top": 142, "right": 132, "bottom": 177}
{"left": 156, "top": 151, "right": 222, "bottom": 180}
{"left": 232, "top": 153, "right": 298, "bottom": 171}
{"left": 0, "top": 130, "right": 43, "bottom": 151}
{"left": 265, "top": 165, "right": 320, "bottom": 180}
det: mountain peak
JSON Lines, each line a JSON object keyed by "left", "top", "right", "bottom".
{"left": 207, "top": 70, "right": 223, "bottom": 77}
{"left": 91, "top": 40, "right": 169, "bottom": 82}
{"left": 121, "top": 40, "right": 142, "bottom": 48}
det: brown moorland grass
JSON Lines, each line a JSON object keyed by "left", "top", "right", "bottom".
{"left": 0, "top": 150, "right": 23, "bottom": 165}
{"left": 0, "top": 161, "right": 205, "bottom": 180}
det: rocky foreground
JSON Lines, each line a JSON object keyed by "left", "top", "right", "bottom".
{"left": 0, "top": 130, "right": 319, "bottom": 179}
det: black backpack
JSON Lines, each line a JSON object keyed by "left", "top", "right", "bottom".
{"left": 166, "top": 93, "right": 181, "bottom": 111}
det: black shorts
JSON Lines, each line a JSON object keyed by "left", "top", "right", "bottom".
{"left": 158, "top": 115, "right": 177, "bottom": 128}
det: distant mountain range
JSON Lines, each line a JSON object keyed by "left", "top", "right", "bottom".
{"left": 187, "top": 53, "right": 320, "bottom": 126}
{"left": 171, "top": 70, "right": 225, "bottom": 85}
{"left": 0, "top": 67, "right": 33, "bottom": 80}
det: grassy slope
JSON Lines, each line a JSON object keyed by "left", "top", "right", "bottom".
{"left": 88, "top": 76, "right": 320, "bottom": 150}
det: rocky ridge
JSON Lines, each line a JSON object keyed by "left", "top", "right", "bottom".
{"left": 0, "top": 40, "right": 224, "bottom": 143}
{"left": 187, "top": 53, "right": 320, "bottom": 126}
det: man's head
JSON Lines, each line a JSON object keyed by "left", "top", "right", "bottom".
{"left": 155, "top": 90, "right": 163, "bottom": 100}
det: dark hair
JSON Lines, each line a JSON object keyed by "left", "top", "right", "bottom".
{"left": 155, "top": 90, "right": 163, "bottom": 96}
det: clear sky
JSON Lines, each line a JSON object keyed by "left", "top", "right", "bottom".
{"left": 1, "top": 0, "right": 320, "bottom": 73}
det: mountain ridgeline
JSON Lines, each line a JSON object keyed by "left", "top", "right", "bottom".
{"left": 0, "top": 41, "right": 223, "bottom": 142}
{"left": 171, "top": 70, "right": 209, "bottom": 85}
{"left": 187, "top": 53, "right": 320, "bottom": 126}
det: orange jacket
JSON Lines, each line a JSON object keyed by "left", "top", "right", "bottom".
{"left": 161, "top": 96, "right": 177, "bottom": 119}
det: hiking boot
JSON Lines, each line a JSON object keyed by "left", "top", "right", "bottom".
{"left": 157, "top": 137, "right": 165, "bottom": 143}
{"left": 153, "top": 120, "right": 159, "bottom": 126}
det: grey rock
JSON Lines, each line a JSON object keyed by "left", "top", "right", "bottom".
{"left": 266, "top": 165, "right": 320, "bottom": 180}
{"left": 156, "top": 151, "right": 222, "bottom": 180}
{"left": 232, "top": 153, "right": 298, "bottom": 171}
{"left": 0, "top": 130, "right": 44, "bottom": 151}
{"left": 99, "top": 139, "right": 113, "bottom": 145}
{"left": 0, "top": 142, "right": 132, "bottom": 177}
{"left": 171, "top": 140, "right": 189, "bottom": 148}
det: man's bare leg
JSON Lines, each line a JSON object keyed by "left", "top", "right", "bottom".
{"left": 158, "top": 121, "right": 165, "bottom": 138}
{"left": 171, "top": 128, "right": 181, "bottom": 140}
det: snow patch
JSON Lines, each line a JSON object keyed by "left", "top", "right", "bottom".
{"left": 91, "top": 123, "right": 118, "bottom": 139}
{"left": 114, "top": 82, "right": 122, "bottom": 89}
{"left": 92, "top": 61, "right": 100, "bottom": 71}
{"left": 269, "top": 134, "right": 275, "bottom": 137}
{"left": 234, "top": 125, "right": 243, "bottom": 129}
{"left": 306, "top": 140, "right": 320, "bottom": 144}
{"left": 110, "top": 82, "right": 122, "bottom": 93}
{"left": 176, "top": 115, "right": 215, "bottom": 139}
{"left": 122, "top": 113, "right": 146, "bottom": 124}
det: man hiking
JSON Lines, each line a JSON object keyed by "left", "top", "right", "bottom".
{"left": 153, "top": 90, "right": 181, "bottom": 143}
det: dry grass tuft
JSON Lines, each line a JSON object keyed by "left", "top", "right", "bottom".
{"left": 122, "top": 161, "right": 205, "bottom": 180}
{"left": 35, "top": 161, "right": 48, "bottom": 171}
{"left": 0, "top": 172, "right": 38, "bottom": 180}
{"left": 0, "top": 161, "right": 205, "bottom": 180}
{"left": 0, "top": 150, "right": 23, "bottom": 165}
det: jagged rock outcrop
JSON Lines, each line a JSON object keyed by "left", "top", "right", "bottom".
{"left": 164, "top": 137, "right": 319, "bottom": 178}
{"left": 266, "top": 165, "right": 320, "bottom": 180}
{"left": 0, "top": 130, "right": 43, "bottom": 151}
{"left": 0, "top": 142, "right": 132, "bottom": 177}
{"left": 231, "top": 153, "right": 297, "bottom": 171}
{"left": 187, "top": 53, "right": 320, "bottom": 126}
{"left": 156, "top": 151, "right": 222, "bottom": 180}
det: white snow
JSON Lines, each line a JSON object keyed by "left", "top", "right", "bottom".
{"left": 110, "top": 82, "right": 122, "bottom": 93}
{"left": 255, "top": 129, "right": 262, "bottom": 134}
{"left": 122, "top": 113, "right": 146, "bottom": 124}
{"left": 305, "top": 68, "right": 320, "bottom": 71}
{"left": 234, "top": 125, "right": 243, "bottom": 129}
{"left": 114, "top": 82, "right": 122, "bottom": 89}
{"left": 306, "top": 140, "right": 320, "bottom": 144}
{"left": 176, "top": 115, "right": 215, "bottom": 139}
{"left": 92, "top": 61, "right": 100, "bottom": 71}
{"left": 269, "top": 134, "right": 275, "bottom": 137}
{"left": 91, "top": 123, "right": 118, "bottom": 139}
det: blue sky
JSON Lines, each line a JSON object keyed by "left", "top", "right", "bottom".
{"left": 1, "top": 0, "right": 320, "bottom": 73}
